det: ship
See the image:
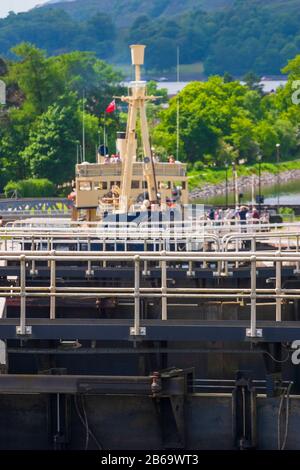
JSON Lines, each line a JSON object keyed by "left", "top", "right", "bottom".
{"left": 73, "top": 45, "right": 188, "bottom": 222}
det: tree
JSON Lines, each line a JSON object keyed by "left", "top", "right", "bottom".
{"left": 8, "top": 43, "right": 64, "bottom": 114}
{"left": 228, "top": 115, "right": 257, "bottom": 162}
{"left": 51, "top": 51, "right": 123, "bottom": 114}
{"left": 253, "top": 120, "right": 279, "bottom": 160}
{"left": 0, "top": 45, "right": 123, "bottom": 188}
{"left": 243, "top": 72, "right": 263, "bottom": 94}
{"left": 282, "top": 54, "right": 300, "bottom": 77}
{"left": 223, "top": 72, "right": 234, "bottom": 83}
{"left": 153, "top": 77, "right": 253, "bottom": 164}
{"left": 22, "top": 94, "right": 81, "bottom": 184}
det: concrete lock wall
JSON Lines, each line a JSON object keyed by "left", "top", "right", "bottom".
{"left": 0, "top": 394, "right": 300, "bottom": 449}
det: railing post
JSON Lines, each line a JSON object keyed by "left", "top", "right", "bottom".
{"left": 246, "top": 255, "right": 262, "bottom": 339}
{"left": 16, "top": 255, "right": 31, "bottom": 336}
{"left": 276, "top": 254, "right": 282, "bottom": 322}
{"left": 143, "top": 240, "right": 149, "bottom": 276}
{"left": 201, "top": 235, "right": 207, "bottom": 269}
{"left": 296, "top": 236, "right": 300, "bottom": 272}
{"left": 161, "top": 251, "right": 167, "bottom": 320}
{"left": 130, "top": 255, "right": 145, "bottom": 336}
{"left": 86, "top": 237, "right": 94, "bottom": 276}
{"left": 50, "top": 250, "right": 56, "bottom": 320}
{"left": 187, "top": 259, "right": 195, "bottom": 277}
{"left": 30, "top": 237, "right": 37, "bottom": 276}
{"left": 235, "top": 238, "right": 239, "bottom": 268}
{"left": 103, "top": 239, "right": 107, "bottom": 268}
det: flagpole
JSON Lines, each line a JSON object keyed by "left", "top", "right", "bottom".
{"left": 176, "top": 46, "right": 180, "bottom": 162}
{"left": 104, "top": 113, "right": 107, "bottom": 154}
{"left": 82, "top": 90, "right": 86, "bottom": 162}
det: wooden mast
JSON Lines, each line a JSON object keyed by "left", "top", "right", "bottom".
{"left": 119, "top": 45, "right": 158, "bottom": 212}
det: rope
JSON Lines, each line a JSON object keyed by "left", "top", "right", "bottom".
{"left": 263, "top": 350, "right": 290, "bottom": 364}
{"left": 277, "top": 381, "right": 293, "bottom": 450}
{"left": 74, "top": 395, "right": 103, "bottom": 450}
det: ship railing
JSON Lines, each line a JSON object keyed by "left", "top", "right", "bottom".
{"left": 5, "top": 218, "right": 300, "bottom": 235}
{"left": 76, "top": 163, "right": 122, "bottom": 177}
{"left": 0, "top": 232, "right": 221, "bottom": 265}
{"left": 135, "top": 219, "right": 295, "bottom": 239}
{"left": 6, "top": 220, "right": 138, "bottom": 230}
{"left": 1, "top": 222, "right": 300, "bottom": 249}
{"left": 223, "top": 231, "right": 300, "bottom": 252}
{"left": 2, "top": 226, "right": 300, "bottom": 258}
{"left": 221, "top": 231, "right": 300, "bottom": 273}
{"left": 1, "top": 210, "right": 71, "bottom": 219}
{"left": 0, "top": 250, "right": 299, "bottom": 339}
{"left": 1, "top": 229, "right": 300, "bottom": 264}
{"left": 198, "top": 218, "right": 275, "bottom": 234}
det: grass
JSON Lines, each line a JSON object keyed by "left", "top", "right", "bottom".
{"left": 188, "top": 159, "right": 300, "bottom": 190}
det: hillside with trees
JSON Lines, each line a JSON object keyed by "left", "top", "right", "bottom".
{"left": 0, "top": 0, "right": 299, "bottom": 76}
{"left": 42, "top": 0, "right": 234, "bottom": 25}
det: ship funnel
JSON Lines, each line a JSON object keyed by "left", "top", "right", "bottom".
{"left": 130, "top": 45, "right": 146, "bottom": 66}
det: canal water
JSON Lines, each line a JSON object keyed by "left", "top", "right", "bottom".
{"left": 196, "top": 178, "right": 300, "bottom": 206}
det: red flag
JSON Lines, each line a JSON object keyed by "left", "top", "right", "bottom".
{"left": 105, "top": 99, "right": 116, "bottom": 113}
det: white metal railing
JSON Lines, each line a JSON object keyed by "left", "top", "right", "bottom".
{"left": 223, "top": 231, "right": 300, "bottom": 251}
{"left": 0, "top": 250, "right": 299, "bottom": 338}
{"left": 1, "top": 224, "right": 300, "bottom": 254}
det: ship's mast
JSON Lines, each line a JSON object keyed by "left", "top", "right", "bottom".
{"left": 119, "top": 45, "right": 158, "bottom": 212}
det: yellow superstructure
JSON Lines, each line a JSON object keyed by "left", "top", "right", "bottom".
{"left": 74, "top": 44, "right": 188, "bottom": 220}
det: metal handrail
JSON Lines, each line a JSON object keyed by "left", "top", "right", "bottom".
{"left": 0, "top": 249, "right": 298, "bottom": 338}
{"left": 223, "top": 231, "right": 300, "bottom": 250}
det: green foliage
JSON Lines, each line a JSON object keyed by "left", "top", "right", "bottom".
{"left": 4, "top": 178, "right": 56, "bottom": 198}
{"left": 0, "top": 43, "right": 123, "bottom": 190}
{"left": 278, "top": 206, "right": 295, "bottom": 215}
{"left": 188, "top": 160, "right": 300, "bottom": 190}
{"left": 0, "top": 1, "right": 299, "bottom": 75}
{"left": 8, "top": 43, "right": 62, "bottom": 114}
{"left": 22, "top": 93, "right": 80, "bottom": 184}
{"left": 153, "top": 59, "right": 300, "bottom": 166}
{"left": 0, "top": 9, "right": 116, "bottom": 60}
{"left": 153, "top": 77, "right": 260, "bottom": 164}
{"left": 242, "top": 72, "right": 263, "bottom": 94}
{"left": 1, "top": 36, "right": 300, "bottom": 197}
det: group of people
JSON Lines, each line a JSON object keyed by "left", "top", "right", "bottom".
{"left": 104, "top": 154, "right": 122, "bottom": 164}
{"left": 144, "top": 153, "right": 180, "bottom": 164}
{"left": 102, "top": 153, "right": 180, "bottom": 165}
{"left": 206, "top": 206, "right": 270, "bottom": 225}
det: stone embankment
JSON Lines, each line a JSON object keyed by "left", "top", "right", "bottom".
{"left": 189, "top": 169, "right": 300, "bottom": 200}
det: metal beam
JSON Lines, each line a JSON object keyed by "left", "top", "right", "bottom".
{"left": 0, "top": 374, "right": 152, "bottom": 395}
{"left": 0, "top": 266, "right": 295, "bottom": 280}
{"left": 1, "top": 319, "right": 300, "bottom": 341}
{"left": 0, "top": 371, "right": 186, "bottom": 396}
